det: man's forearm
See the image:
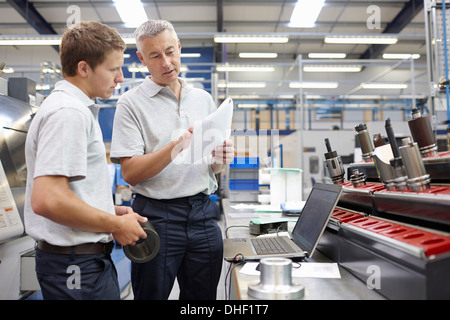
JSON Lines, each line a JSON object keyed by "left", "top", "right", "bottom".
{"left": 120, "top": 140, "right": 179, "bottom": 186}
{"left": 31, "top": 175, "right": 119, "bottom": 234}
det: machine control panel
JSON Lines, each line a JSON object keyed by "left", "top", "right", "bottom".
{"left": 0, "top": 161, "right": 24, "bottom": 243}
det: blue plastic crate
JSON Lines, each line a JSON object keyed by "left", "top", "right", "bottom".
{"left": 229, "top": 157, "right": 259, "bottom": 168}
{"left": 229, "top": 179, "right": 259, "bottom": 191}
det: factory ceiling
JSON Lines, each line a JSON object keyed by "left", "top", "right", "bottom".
{"left": 0, "top": 1, "right": 438, "bottom": 101}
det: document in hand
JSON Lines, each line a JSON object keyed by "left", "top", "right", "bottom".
{"left": 177, "top": 97, "right": 234, "bottom": 164}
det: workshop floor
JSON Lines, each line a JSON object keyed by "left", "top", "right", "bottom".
{"left": 121, "top": 213, "right": 228, "bottom": 300}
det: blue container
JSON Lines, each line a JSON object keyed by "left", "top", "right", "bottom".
{"left": 229, "top": 179, "right": 259, "bottom": 191}
{"left": 229, "top": 157, "right": 259, "bottom": 168}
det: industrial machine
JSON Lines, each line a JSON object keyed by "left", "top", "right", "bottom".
{"left": 0, "top": 77, "right": 39, "bottom": 299}
{"left": 317, "top": 3, "right": 450, "bottom": 299}
{"left": 320, "top": 110, "right": 450, "bottom": 299}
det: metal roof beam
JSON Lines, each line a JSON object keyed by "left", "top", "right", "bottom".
{"left": 215, "top": 0, "right": 224, "bottom": 63}
{"left": 6, "top": 0, "right": 57, "bottom": 35}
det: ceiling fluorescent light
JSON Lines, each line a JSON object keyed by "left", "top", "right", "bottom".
{"left": 290, "top": 82, "right": 338, "bottom": 89}
{"left": 361, "top": 83, "right": 408, "bottom": 89}
{"left": 382, "top": 53, "right": 420, "bottom": 60}
{"left": 237, "top": 104, "right": 265, "bottom": 109}
{"left": 216, "top": 65, "right": 275, "bottom": 72}
{"left": 279, "top": 95, "right": 295, "bottom": 99}
{"left": 289, "top": 0, "right": 326, "bottom": 28}
{"left": 181, "top": 53, "right": 201, "bottom": 58}
{"left": 36, "top": 84, "right": 51, "bottom": 91}
{"left": 0, "top": 38, "right": 61, "bottom": 46}
{"left": 324, "top": 36, "right": 398, "bottom": 44}
{"left": 214, "top": 36, "right": 289, "bottom": 43}
{"left": 114, "top": 0, "right": 148, "bottom": 28}
{"left": 239, "top": 53, "right": 278, "bottom": 59}
{"left": 228, "top": 94, "right": 260, "bottom": 99}
{"left": 308, "top": 53, "right": 346, "bottom": 59}
{"left": 41, "top": 67, "right": 61, "bottom": 74}
{"left": 2, "top": 67, "right": 14, "bottom": 74}
{"left": 218, "top": 82, "right": 266, "bottom": 88}
{"left": 129, "top": 64, "right": 187, "bottom": 73}
{"left": 128, "top": 65, "right": 148, "bottom": 73}
{"left": 184, "top": 77, "right": 205, "bottom": 82}
{"left": 304, "top": 65, "right": 361, "bottom": 72}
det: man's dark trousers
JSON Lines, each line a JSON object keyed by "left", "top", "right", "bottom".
{"left": 131, "top": 192, "right": 223, "bottom": 300}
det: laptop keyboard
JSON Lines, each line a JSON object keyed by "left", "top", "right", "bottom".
{"left": 251, "top": 237, "right": 296, "bottom": 255}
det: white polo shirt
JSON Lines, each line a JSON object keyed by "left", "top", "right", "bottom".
{"left": 24, "top": 80, "right": 115, "bottom": 246}
{"left": 110, "top": 77, "right": 218, "bottom": 199}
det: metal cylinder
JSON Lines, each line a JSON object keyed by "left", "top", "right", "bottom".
{"left": 385, "top": 118, "right": 401, "bottom": 158}
{"left": 324, "top": 138, "right": 345, "bottom": 184}
{"left": 372, "top": 144, "right": 396, "bottom": 190}
{"left": 350, "top": 169, "right": 366, "bottom": 187}
{"left": 398, "top": 137, "right": 430, "bottom": 191}
{"left": 390, "top": 158, "right": 408, "bottom": 191}
{"left": 447, "top": 127, "right": 450, "bottom": 151}
{"left": 373, "top": 133, "right": 388, "bottom": 148}
{"left": 355, "top": 123, "right": 374, "bottom": 162}
{"left": 248, "top": 258, "right": 304, "bottom": 300}
{"left": 123, "top": 221, "right": 160, "bottom": 263}
{"left": 385, "top": 118, "right": 408, "bottom": 190}
{"left": 407, "top": 108, "right": 437, "bottom": 157}
{"left": 324, "top": 156, "right": 345, "bottom": 184}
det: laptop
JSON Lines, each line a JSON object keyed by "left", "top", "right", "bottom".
{"left": 223, "top": 183, "right": 343, "bottom": 261}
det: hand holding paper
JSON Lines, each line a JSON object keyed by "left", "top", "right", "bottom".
{"left": 212, "top": 139, "right": 234, "bottom": 165}
{"left": 176, "top": 97, "right": 234, "bottom": 164}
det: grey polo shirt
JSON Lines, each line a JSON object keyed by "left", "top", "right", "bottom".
{"left": 24, "top": 80, "right": 115, "bottom": 246}
{"left": 110, "top": 77, "right": 218, "bottom": 199}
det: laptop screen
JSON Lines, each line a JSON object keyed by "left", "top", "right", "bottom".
{"left": 290, "top": 183, "right": 342, "bottom": 256}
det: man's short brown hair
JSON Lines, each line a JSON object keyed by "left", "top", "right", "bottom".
{"left": 60, "top": 21, "right": 126, "bottom": 77}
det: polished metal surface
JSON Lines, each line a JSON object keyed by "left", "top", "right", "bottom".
{"left": 0, "top": 94, "right": 35, "bottom": 188}
{"left": 247, "top": 257, "right": 304, "bottom": 300}
{"left": 123, "top": 221, "right": 160, "bottom": 263}
{"left": 349, "top": 169, "right": 367, "bottom": 188}
{"left": 355, "top": 123, "right": 374, "bottom": 162}
{"left": 408, "top": 108, "right": 437, "bottom": 158}
{"left": 0, "top": 94, "right": 36, "bottom": 221}
{"left": 399, "top": 137, "right": 430, "bottom": 191}
{"left": 324, "top": 138, "right": 345, "bottom": 184}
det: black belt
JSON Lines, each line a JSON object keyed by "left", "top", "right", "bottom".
{"left": 37, "top": 241, "right": 114, "bottom": 255}
{"left": 133, "top": 192, "right": 208, "bottom": 204}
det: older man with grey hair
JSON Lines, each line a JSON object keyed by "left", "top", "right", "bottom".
{"left": 110, "top": 19, "right": 234, "bottom": 300}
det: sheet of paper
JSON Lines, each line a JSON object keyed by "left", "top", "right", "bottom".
{"left": 227, "top": 212, "right": 260, "bottom": 219}
{"left": 230, "top": 203, "right": 281, "bottom": 212}
{"left": 282, "top": 201, "right": 306, "bottom": 211}
{"left": 177, "top": 97, "right": 233, "bottom": 164}
{"left": 240, "top": 262, "right": 341, "bottom": 279}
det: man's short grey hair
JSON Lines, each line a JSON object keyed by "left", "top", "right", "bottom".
{"left": 134, "top": 19, "right": 178, "bottom": 53}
